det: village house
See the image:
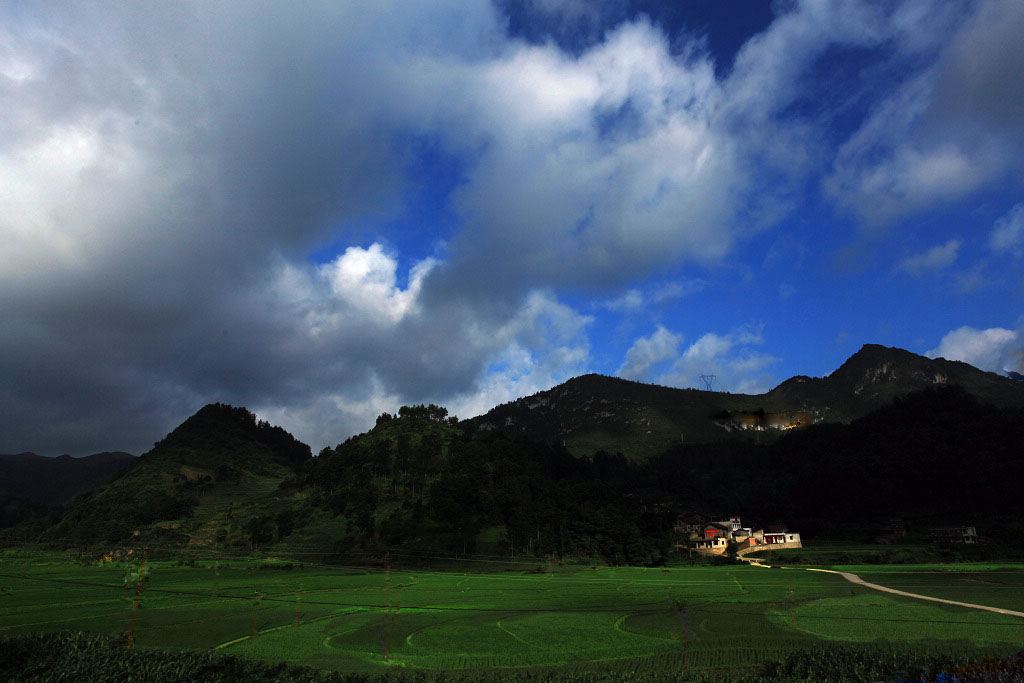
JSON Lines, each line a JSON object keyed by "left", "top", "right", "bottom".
{"left": 691, "top": 522, "right": 731, "bottom": 553}
{"left": 762, "top": 525, "right": 802, "bottom": 546}
{"left": 679, "top": 516, "right": 802, "bottom": 556}
{"left": 929, "top": 525, "right": 979, "bottom": 544}
{"left": 673, "top": 512, "right": 707, "bottom": 536}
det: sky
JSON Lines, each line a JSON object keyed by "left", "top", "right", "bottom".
{"left": 2, "top": 0, "right": 1023, "bottom": 457}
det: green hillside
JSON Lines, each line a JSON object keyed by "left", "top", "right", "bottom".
{"left": 18, "top": 346, "right": 1024, "bottom": 565}
{"left": 42, "top": 404, "right": 310, "bottom": 548}
{"left": 464, "top": 374, "right": 794, "bottom": 461}
{"left": 465, "top": 344, "right": 1024, "bottom": 460}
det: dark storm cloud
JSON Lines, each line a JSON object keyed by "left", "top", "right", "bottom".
{"left": 2, "top": 0, "right": 1017, "bottom": 455}
{"left": 0, "top": 1, "right": 736, "bottom": 454}
{"left": 0, "top": 2, "right": 438, "bottom": 453}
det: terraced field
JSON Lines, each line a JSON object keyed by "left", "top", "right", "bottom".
{"left": 1, "top": 551, "right": 1022, "bottom": 675}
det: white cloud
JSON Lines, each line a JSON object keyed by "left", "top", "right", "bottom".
{"left": 657, "top": 325, "right": 780, "bottom": 394}
{"left": 724, "top": 0, "right": 890, "bottom": 121}
{"left": 392, "top": 17, "right": 749, "bottom": 292}
{"left": 320, "top": 244, "right": 436, "bottom": 324}
{"left": 603, "top": 289, "right": 645, "bottom": 313}
{"left": 616, "top": 326, "right": 684, "bottom": 381}
{"left": 447, "top": 291, "right": 592, "bottom": 419}
{"left": 271, "top": 243, "right": 442, "bottom": 353}
{"left": 896, "top": 239, "right": 961, "bottom": 276}
{"left": 254, "top": 377, "right": 402, "bottom": 455}
{"left": 655, "top": 279, "right": 707, "bottom": 303}
{"left": 826, "top": 0, "right": 1024, "bottom": 225}
{"left": 927, "top": 325, "right": 1022, "bottom": 374}
{"left": 990, "top": 203, "right": 1024, "bottom": 255}
{"left": 266, "top": 261, "right": 594, "bottom": 447}
{"left": 601, "top": 279, "right": 706, "bottom": 313}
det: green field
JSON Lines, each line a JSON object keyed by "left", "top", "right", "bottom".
{"left": 840, "top": 565, "right": 1024, "bottom": 614}
{"left": 2, "top": 551, "right": 1023, "bottom": 676}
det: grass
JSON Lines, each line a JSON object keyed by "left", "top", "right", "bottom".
{"left": 2, "top": 551, "right": 1022, "bottom": 675}
{"left": 840, "top": 566, "right": 1024, "bottom": 613}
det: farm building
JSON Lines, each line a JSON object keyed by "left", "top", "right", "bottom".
{"left": 673, "top": 512, "right": 707, "bottom": 535}
{"left": 929, "top": 525, "right": 979, "bottom": 544}
{"left": 683, "top": 516, "right": 801, "bottom": 556}
{"left": 691, "top": 536, "right": 729, "bottom": 552}
{"left": 702, "top": 522, "right": 731, "bottom": 539}
{"left": 762, "top": 525, "right": 801, "bottom": 546}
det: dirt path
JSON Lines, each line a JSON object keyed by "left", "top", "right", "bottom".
{"left": 805, "top": 568, "right": 1024, "bottom": 619}
{"left": 736, "top": 552, "right": 1024, "bottom": 618}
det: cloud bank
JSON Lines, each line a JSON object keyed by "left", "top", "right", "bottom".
{"left": 927, "top": 326, "right": 1023, "bottom": 375}
{"left": 1, "top": 0, "right": 1021, "bottom": 454}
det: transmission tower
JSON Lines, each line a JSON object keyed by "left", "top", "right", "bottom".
{"left": 699, "top": 373, "right": 716, "bottom": 391}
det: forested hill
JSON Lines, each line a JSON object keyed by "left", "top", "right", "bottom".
{"left": 645, "top": 385, "right": 1024, "bottom": 539}
{"left": 9, "top": 385, "right": 1024, "bottom": 564}
{"left": 151, "top": 403, "right": 312, "bottom": 471}
{"left": 464, "top": 344, "right": 1024, "bottom": 460}
{"left": 299, "top": 406, "right": 672, "bottom": 564}
{"left": 39, "top": 404, "right": 311, "bottom": 546}
{"left": 246, "top": 386, "right": 1024, "bottom": 562}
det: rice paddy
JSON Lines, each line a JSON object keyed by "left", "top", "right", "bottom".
{"left": 2, "top": 551, "right": 1022, "bottom": 675}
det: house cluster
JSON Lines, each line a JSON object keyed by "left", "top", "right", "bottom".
{"left": 876, "top": 519, "right": 983, "bottom": 545}
{"left": 929, "top": 525, "right": 980, "bottom": 545}
{"left": 675, "top": 513, "right": 801, "bottom": 556}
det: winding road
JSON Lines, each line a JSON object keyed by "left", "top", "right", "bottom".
{"left": 804, "top": 567, "right": 1024, "bottom": 619}
{"left": 739, "top": 552, "right": 1024, "bottom": 619}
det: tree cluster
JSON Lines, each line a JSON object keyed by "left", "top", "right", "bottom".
{"left": 303, "top": 385, "right": 1024, "bottom": 561}
{"left": 377, "top": 404, "right": 459, "bottom": 425}
{"left": 303, "top": 414, "right": 670, "bottom": 565}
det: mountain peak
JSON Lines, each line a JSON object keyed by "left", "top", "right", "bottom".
{"left": 469, "top": 344, "right": 1024, "bottom": 460}
{"left": 150, "top": 402, "right": 311, "bottom": 471}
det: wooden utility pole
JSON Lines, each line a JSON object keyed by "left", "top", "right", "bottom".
{"left": 127, "top": 550, "right": 147, "bottom": 649}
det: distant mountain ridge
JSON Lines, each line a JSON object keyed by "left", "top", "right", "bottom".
{"left": 465, "top": 344, "right": 1024, "bottom": 459}
{"left": 768, "top": 344, "right": 1024, "bottom": 413}
{"left": 0, "top": 451, "right": 137, "bottom": 505}
{"left": 10, "top": 347, "right": 1023, "bottom": 560}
